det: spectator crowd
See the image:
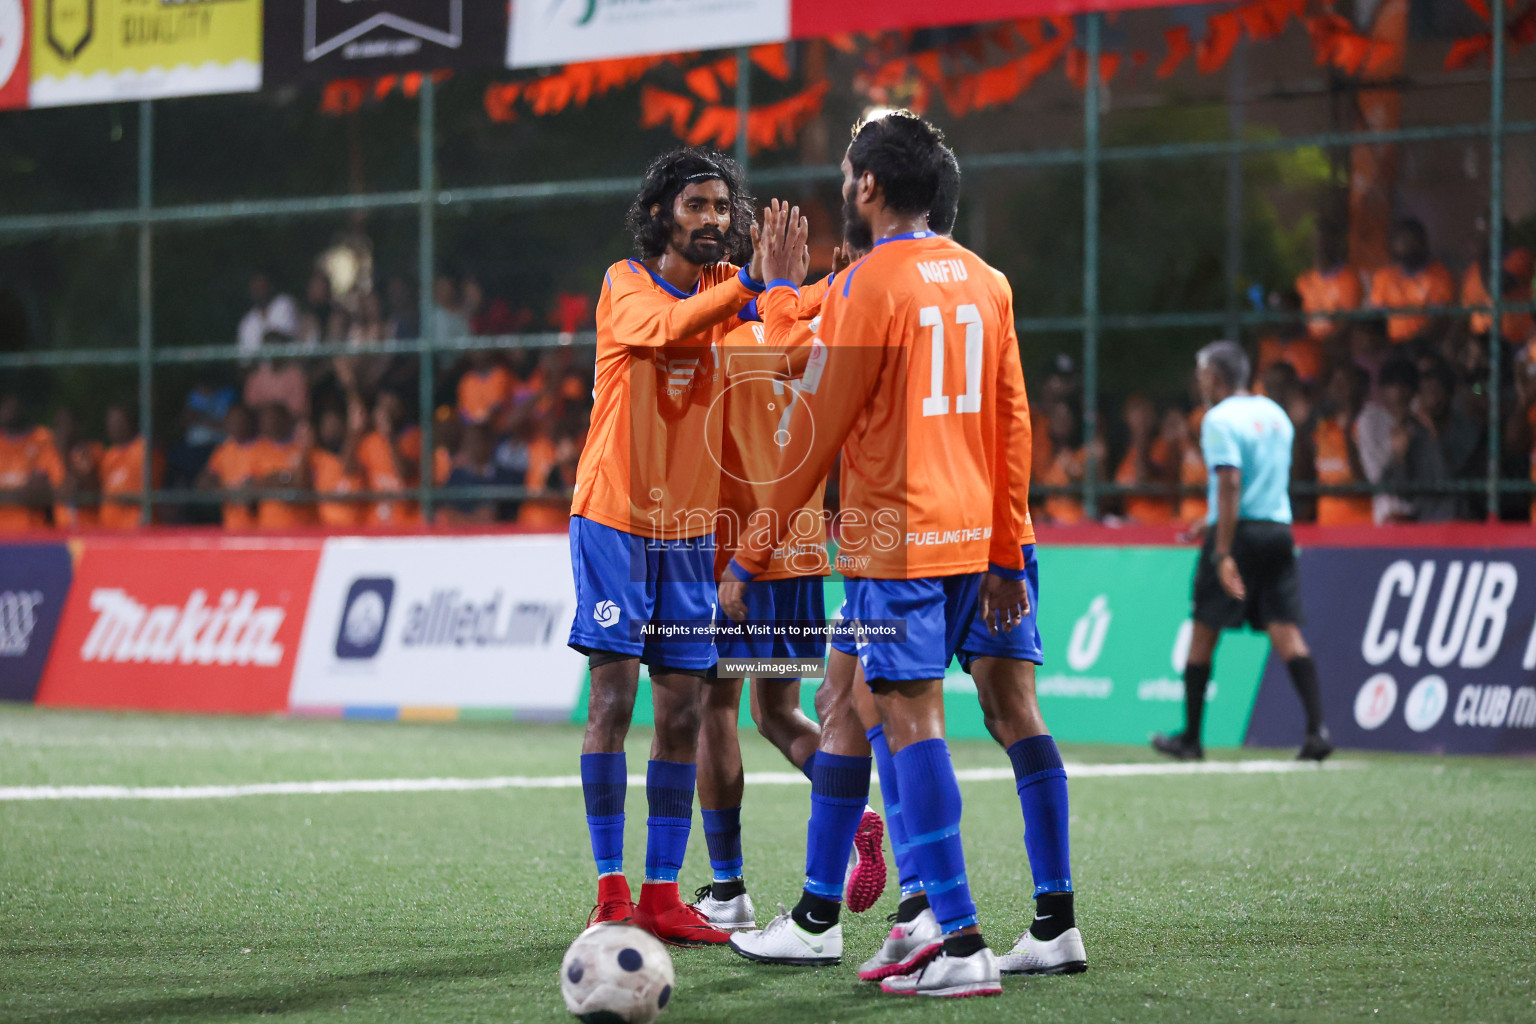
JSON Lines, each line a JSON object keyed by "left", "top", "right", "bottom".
{"left": 2, "top": 213, "right": 1533, "bottom": 533}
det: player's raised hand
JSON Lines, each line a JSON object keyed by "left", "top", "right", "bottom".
{"left": 748, "top": 218, "right": 765, "bottom": 283}
{"left": 759, "top": 199, "right": 798, "bottom": 284}
{"left": 786, "top": 208, "right": 811, "bottom": 285}
{"left": 979, "top": 572, "right": 1030, "bottom": 635}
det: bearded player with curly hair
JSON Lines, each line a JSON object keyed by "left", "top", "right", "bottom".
{"left": 567, "top": 147, "right": 802, "bottom": 947}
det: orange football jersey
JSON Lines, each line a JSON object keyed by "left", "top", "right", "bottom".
{"left": 716, "top": 285, "right": 829, "bottom": 581}
{"left": 207, "top": 439, "right": 260, "bottom": 530}
{"left": 572, "top": 259, "right": 759, "bottom": 539}
{"left": 98, "top": 438, "right": 161, "bottom": 530}
{"left": 309, "top": 447, "right": 364, "bottom": 529}
{"left": 248, "top": 438, "right": 310, "bottom": 529}
{"left": 1370, "top": 263, "right": 1455, "bottom": 343}
{"left": 0, "top": 429, "right": 50, "bottom": 530}
{"left": 1295, "top": 265, "right": 1363, "bottom": 340}
{"left": 735, "top": 233, "right": 1032, "bottom": 580}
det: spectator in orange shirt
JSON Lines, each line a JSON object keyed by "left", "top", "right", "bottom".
{"left": 1295, "top": 219, "right": 1363, "bottom": 350}
{"left": 1314, "top": 364, "right": 1374, "bottom": 526}
{"left": 1255, "top": 290, "right": 1324, "bottom": 385}
{"left": 1461, "top": 218, "right": 1535, "bottom": 345}
{"left": 519, "top": 426, "right": 581, "bottom": 530}
{"left": 98, "top": 405, "right": 162, "bottom": 530}
{"left": 354, "top": 393, "right": 416, "bottom": 527}
{"left": 309, "top": 404, "right": 365, "bottom": 530}
{"left": 0, "top": 395, "right": 53, "bottom": 531}
{"left": 457, "top": 350, "right": 513, "bottom": 427}
{"left": 1369, "top": 218, "right": 1456, "bottom": 348}
{"left": 201, "top": 405, "right": 260, "bottom": 530}
{"left": 44, "top": 408, "right": 102, "bottom": 529}
{"left": 1165, "top": 406, "right": 1208, "bottom": 526}
{"left": 1114, "top": 394, "right": 1175, "bottom": 525}
{"left": 1038, "top": 402, "right": 1100, "bottom": 525}
{"left": 250, "top": 403, "right": 311, "bottom": 529}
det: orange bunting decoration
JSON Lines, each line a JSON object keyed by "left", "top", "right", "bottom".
{"left": 1158, "top": 25, "right": 1193, "bottom": 78}
{"left": 1197, "top": 12, "right": 1243, "bottom": 74}
{"left": 638, "top": 86, "right": 694, "bottom": 136}
{"left": 749, "top": 43, "right": 792, "bottom": 80}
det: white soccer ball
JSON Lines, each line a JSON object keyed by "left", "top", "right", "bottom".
{"left": 560, "top": 923, "right": 675, "bottom": 1024}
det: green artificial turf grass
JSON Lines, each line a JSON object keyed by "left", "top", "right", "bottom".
{"left": 1, "top": 706, "right": 1532, "bottom": 1023}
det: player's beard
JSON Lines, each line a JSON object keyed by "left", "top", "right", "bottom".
{"left": 679, "top": 227, "right": 726, "bottom": 267}
{"left": 841, "top": 188, "right": 874, "bottom": 253}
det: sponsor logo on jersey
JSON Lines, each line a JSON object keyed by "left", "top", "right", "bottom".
{"left": 593, "top": 599, "right": 621, "bottom": 628}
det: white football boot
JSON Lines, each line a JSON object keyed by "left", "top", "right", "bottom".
{"left": 879, "top": 946, "right": 1002, "bottom": 998}
{"left": 995, "top": 926, "right": 1088, "bottom": 975}
{"left": 690, "top": 884, "right": 757, "bottom": 933}
{"left": 857, "top": 907, "right": 943, "bottom": 981}
{"left": 728, "top": 905, "right": 841, "bottom": 966}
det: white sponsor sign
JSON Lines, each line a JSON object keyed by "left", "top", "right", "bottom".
{"left": 291, "top": 536, "right": 585, "bottom": 712}
{"left": 507, "top": 0, "right": 788, "bottom": 69}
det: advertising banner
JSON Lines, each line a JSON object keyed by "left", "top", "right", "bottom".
{"left": 0, "top": 0, "right": 28, "bottom": 110}
{"left": 508, "top": 0, "right": 786, "bottom": 70}
{"left": 264, "top": 0, "right": 509, "bottom": 86}
{"left": 576, "top": 546, "right": 1270, "bottom": 748}
{"left": 507, "top": 0, "right": 1194, "bottom": 70}
{"left": 290, "top": 535, "right": 586, "bottom": 714}
{"left": 35, "top": 538, "right": 321, "bottom": 714}
{"left": 0, "top": 542, "right": 71, "bottom": 703}
{"left": 1246, "top": 548, "right": 1536, "bottom": 754}
{"left": 28, "top": 0, "right": 261, "bottom": 107}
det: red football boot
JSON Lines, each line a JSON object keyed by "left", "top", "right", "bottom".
{"left": 587, "top": 874, "right": 636, "bottom": 927}
{"left": 633, "top": 881, "right": 731, "bottom": 946}
{"left": 845, "top": 808, "right": 888, "bottom": 913}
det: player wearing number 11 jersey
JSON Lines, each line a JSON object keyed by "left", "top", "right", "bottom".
{"left": 723, "top": 112, "right": 1033, "bottom": 997}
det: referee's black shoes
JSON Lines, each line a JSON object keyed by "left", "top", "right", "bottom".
{"left": 1150, "top": 733, "right": 1205, "bottom": 761}
{"left": 1296, "top": 728, "right": 1335, "bottom": 762}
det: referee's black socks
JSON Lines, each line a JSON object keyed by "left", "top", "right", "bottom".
{"left": 1286, "top": 655, "right": 1326, "bottom": 735}
{"left": 1182, "top": 662, "right": 1212, "bottom": 742}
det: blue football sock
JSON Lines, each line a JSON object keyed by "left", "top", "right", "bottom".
{"left": 580, "top": 751, "right": 626, "bottom": 876}
{"left": 644, "top": 760, "right": 695, "bottom": 884}
{"left": 802, "top": 752, "right": 871, "bottom": 900}
{"left": 894, "top": 738, "right": 976, "bottom": 933}
{"left": 800, "top": 749, "right": 818, "bottom": 782}
{"left": 867, "top": 725, "right": 922, "bottom": 897}
{"left": 701, "top": 806, "right": 744, "bottom": 882}
{"left": 1007, "top": 734, "right": 1073, "bottom": 895}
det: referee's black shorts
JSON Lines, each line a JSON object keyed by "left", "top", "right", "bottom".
{"left": 1192, "top": 520, "right": 1304, "bottom": 632}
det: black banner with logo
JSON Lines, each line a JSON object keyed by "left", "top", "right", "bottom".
{"left": 1245, "top": 547, "right": 1536, "bottom": 755}
{"left": 263, "top": 0, "right": 509, "bottom": 87}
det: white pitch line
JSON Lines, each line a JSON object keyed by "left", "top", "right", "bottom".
{"left": 0, "top": 759, "right": 1354, "bottom": 803}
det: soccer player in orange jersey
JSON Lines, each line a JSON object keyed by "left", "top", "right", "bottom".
{"left": 725, "top": 112, "right": 1033, "bottom": 996}
{"left": 568, "top": 148, "right": 780, "bottom": 947}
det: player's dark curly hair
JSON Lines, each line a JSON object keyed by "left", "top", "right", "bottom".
{"left": 847, "top": 111, "right": 947, "bottom": 217}
{"left": 928, "top": 145, "right": 962, "bottom": 236}
{"left": 625, "top": 147, "right": 754, "bottom": 265}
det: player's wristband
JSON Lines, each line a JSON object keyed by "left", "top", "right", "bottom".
{"left": 736, "top": 267, "right": 766, "bottom": 293}
{"left": 987, "top": 561, "right": 1029, "bottom": 581}
{"left": 765, "top": 278, "right": 801, "bottom": 294}
{"left": 726, "top": 558, "right": 756, "bottom": 583}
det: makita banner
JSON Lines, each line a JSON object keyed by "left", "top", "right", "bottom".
{"left": 1245, "top": 548, "right": 1536, "bottom": 754}
{"left": 290, "top": 535, "right": 585, "bottom": 714}
{"left": 507, "top": 0, "right": 1192, "bottom": 68}
{"left": 0, "top": 542, "right": 71, "bottom": 703}
{"left": 36, "top": 539, "right": 322, "bottom": 713}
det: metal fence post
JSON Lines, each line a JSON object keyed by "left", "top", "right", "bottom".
{"left": 1225, "top": 40, "right": 1246, "bottom": 343}
{"left": 1487, "top": 0, "right": 1505, "bottom": 521}
{"left": 736, "top": 47, "right": 751, "bottom": 171}
{"left": 1082, "top": 13, "right": 1102, "bottom": 518}
{"left": 137, "top": 100, "right": 154, "bottom": 524}
{"left": 418, "top": 75, "right": 437, "bottom": 521}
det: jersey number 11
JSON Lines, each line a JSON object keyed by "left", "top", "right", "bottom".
{"left": 920, "top": 304, "right": 984, "bottom": 417}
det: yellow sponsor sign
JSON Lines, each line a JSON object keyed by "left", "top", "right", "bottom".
{"left": 31, "top": 0, "right": 260, "bottom": 107}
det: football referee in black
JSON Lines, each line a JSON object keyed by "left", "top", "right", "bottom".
{"left": 1154, "top": 341, "right": 1332, "bottom": 762}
